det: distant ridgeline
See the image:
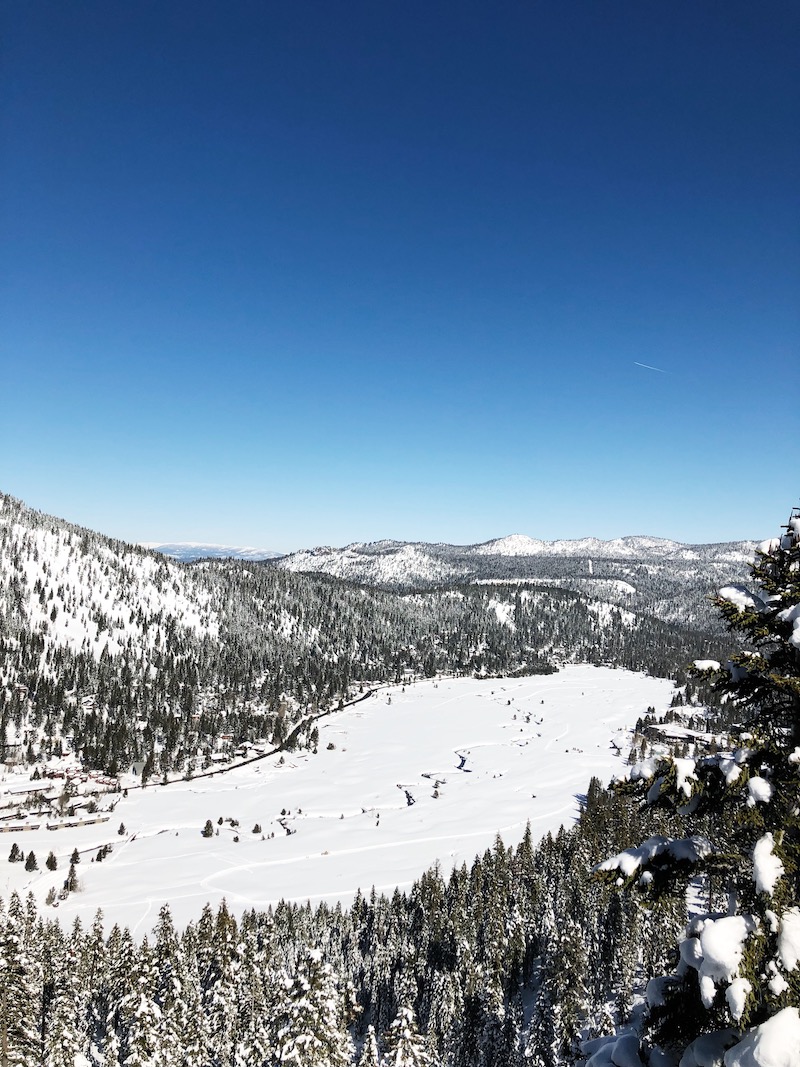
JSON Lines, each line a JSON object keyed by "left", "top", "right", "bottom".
{"left": 276, "top": 532, "right": 757, "bottom": 635}
{"left": 0, "top": 491, "right": 744, "bottom": 777}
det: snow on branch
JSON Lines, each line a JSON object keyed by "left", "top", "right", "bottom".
{"left": 594, "top": 834, "right": 713, "bottom": 881}
{"left": 752, "top": 833, "right": 784, "bottom": 897}
{"left": 717, "top": 585, "right": 767, "bottom": 613}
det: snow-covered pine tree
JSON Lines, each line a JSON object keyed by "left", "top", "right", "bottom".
{"left": 356, "top": 1024, "right": 381, "bottom": 1067}
{"left": 525, "top": 914, "right": 589, "bottom": 1067}
{"left": 272, "top": 946, "right": 353, "bottom": 1066}
{"left": 381, "top": 1004, "right": 433, "bottom": 1067}
{"left": 118, "top": 937, "right": 162, "bottom": 1067}
{"left": 0, "top": 894, "right": 42, "bottom": 1066}
{"left": 586, "top": 509, "right": 800, "bottom": 1065}
{"left": 42, "top": 945, "right": 88, "bottom": 1067}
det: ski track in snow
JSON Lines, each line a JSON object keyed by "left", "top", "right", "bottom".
{"left": 0, "top": 665, "right": 673, "bottom": 933}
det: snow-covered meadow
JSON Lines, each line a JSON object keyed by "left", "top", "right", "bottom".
{"left": 1, "top": 665, "right": 674, "bottom": 932}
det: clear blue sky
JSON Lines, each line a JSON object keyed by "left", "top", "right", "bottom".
{"left": 2, "top": 1, "right": 798, "bottom": 550}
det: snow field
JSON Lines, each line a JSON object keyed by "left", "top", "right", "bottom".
{"left": 0, "top": 665, "right": 674, "bottom": 933}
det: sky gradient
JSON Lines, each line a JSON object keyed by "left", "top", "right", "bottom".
{"left": 2, "top": 1, "right": 798, "bottom": 550}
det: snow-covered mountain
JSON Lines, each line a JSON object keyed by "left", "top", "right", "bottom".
{"left": 276, "top": 533, "right": 757, "bottom": 632}
{"left": 280, "top": 533, "right": 756, "bottom": 581}
{"left": 141, "top": 541, "right": 283, "bottom": 562}
{"left": 0, "top": 489, "right": 746, "bottom": 778}
{"left": 473, "top": 532, "right": 755, "bottom": 562}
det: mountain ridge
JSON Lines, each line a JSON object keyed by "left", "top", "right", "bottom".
{"left": 141, "top": 541, "right": 283, "bottom": 562}
{"left": 275, "top": 533, "right": 757, "bottom": 630}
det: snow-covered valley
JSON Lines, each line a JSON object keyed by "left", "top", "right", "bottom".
{"left": 1, "top": 665, "right": 674, "bottom": 932}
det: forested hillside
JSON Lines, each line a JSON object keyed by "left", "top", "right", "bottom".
{"left": 1, "top": 492, "right": 727, "bottom": 778}
{"left": 0, "top": 777, "right": 682, "bottom": 1065}
{"left": 277, "top": 534, "right": 756, "bottom": 634}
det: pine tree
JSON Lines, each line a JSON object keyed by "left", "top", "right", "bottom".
{"left": 0, "top": 896, "right": 41, "bottom": 1066}
{"left": 43, "top": 946, "right": 87, "bottom": 1067}
{"left": 381, "top": 1004, "right": 432, "bottom": 1067}
{"left": 357, "top": 1025, "right": 381, "bottom": 1067}
{"left": 119, "top": 938, "right": 162, "bottom": 1067}
{"left": 588, "top": 510, "right": 800, "bottom": 1064}
{"left": 272, "top": 947, "right": 353, "bottom": 1066}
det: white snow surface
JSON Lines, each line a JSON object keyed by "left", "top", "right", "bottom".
{"left": 698, "top": 916, "right": 758, "bottom": 985}
{"left": 777, "top": 907, "right": 800, "bottom": 972}
{"left": 582, "top": 1033, "right": 644, "bottom": 1067}
{"left": 752, "top": 833, "right": 784, "bottom": 896}
{"left": 718, "top": 586, "right": 766, "bottom": 613}
{"left": 746, "top": 777, "right": 773, "bottom": 806}
{"left": 0, "top": 665, "right": 674, "bottom": 934}
{"left": 679, "top": 915, "right": 759, "bottom": 1010}
{"left": 475, "top": 534, "right": 688, "bottom": 559}
{"left": 679, "top": 1030, "right": 738, "bottom": 1067}
{"left": 694, "top": 660, "right": 722, "bottom": 672}
{"left": 723, "top": 1007, "right": 800, "bottom": 1067}
{"left": 596, "top": 833, "right": 712, "bottom": 881}
{"left": 777, "top": 602, "right": 800, "bottom": 650}
{"left": 725, "top": 978, "right": 752, "bottom": 1022}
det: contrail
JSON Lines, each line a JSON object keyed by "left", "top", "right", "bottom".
{"left": 634, "top": 361, "right": 666, "bottom": 373}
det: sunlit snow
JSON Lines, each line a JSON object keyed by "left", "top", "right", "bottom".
{"left": 0, "top": 665, "right": 673, "bottom": 933}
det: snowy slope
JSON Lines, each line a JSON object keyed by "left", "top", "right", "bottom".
{"left": 282, "top": 534, "right": 757, "bottom": 577}
{"left": 0, "top": 493, "right": 219, "bottom": 671}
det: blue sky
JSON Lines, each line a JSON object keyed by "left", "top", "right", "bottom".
{"left": 2, "top": 1, "right": 798, "bottom": 550}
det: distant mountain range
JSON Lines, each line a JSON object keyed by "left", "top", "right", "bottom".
{"left": 278, "top": 533, "right": 755, "bottom": 580}
{"left": 141, "top": 541, "right": 283, "bottom": 562}
{"left": 143, "top": 530, "right": 759, "bottom": 635}
{"left": 275, "top": 534, "right": 757, "bottom": 632}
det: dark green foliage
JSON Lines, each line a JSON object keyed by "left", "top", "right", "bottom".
{"left": 595, "top": 509, "right": 800, "bottom": 1060}
{"left": 66, "top": 862, "right": 79, "bottom": 891}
